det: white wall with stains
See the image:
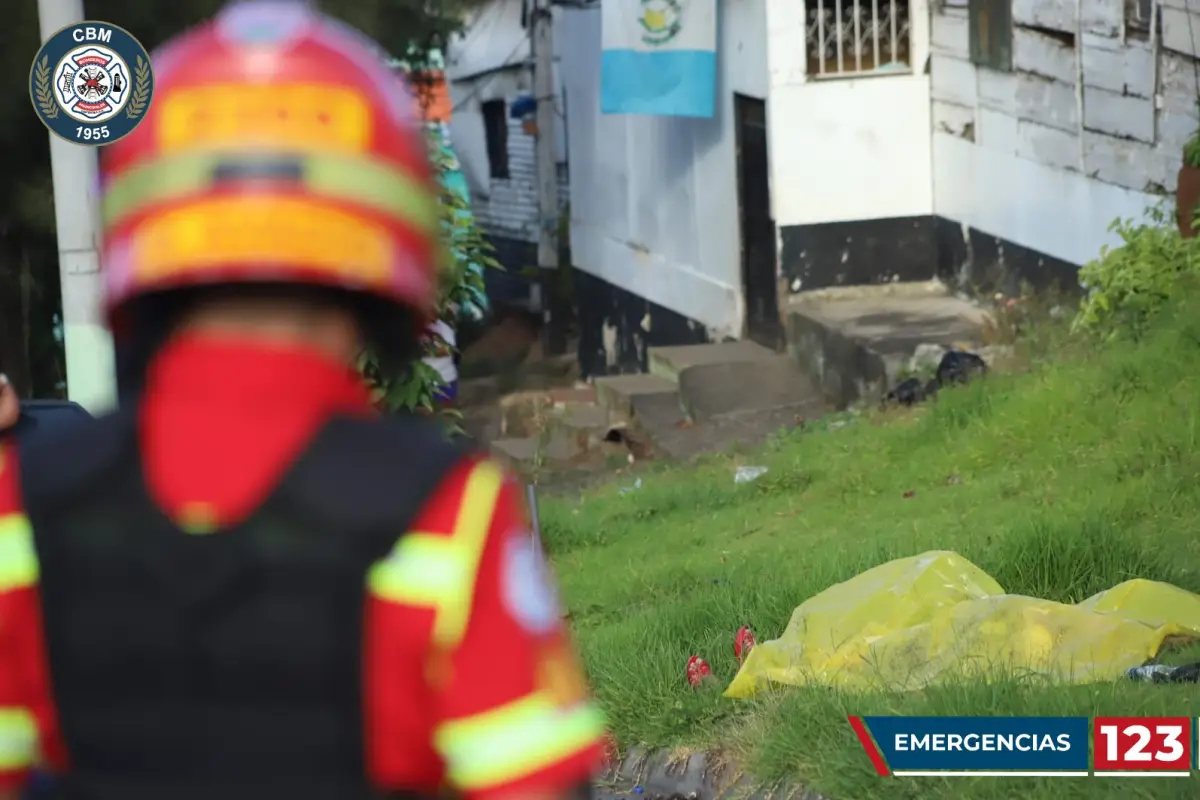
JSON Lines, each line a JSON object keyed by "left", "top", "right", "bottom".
{"left": 446, "top": 0, "right": 570, "bottom": 244}
{"left": 558, "top": 0, "right": 769, "bottom": 339}
{"left": 931, "top": 0, "right": 1200, "bottom": 266}
{"left": 448, "top": 105, "right": 570, "bottom": 243}
{"left": 766, "top": 0, "right": 935, "bottom": 227}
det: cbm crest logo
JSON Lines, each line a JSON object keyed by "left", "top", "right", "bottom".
{"left": 29, "top": 21, "right": 154, "bottom": 146}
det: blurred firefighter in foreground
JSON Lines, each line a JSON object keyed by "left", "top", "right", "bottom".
{"left": 0, "top": 2, "right": 604, "bottom": 798}
{"left": 0, "top": 376, "right": 17, "bottom": 434}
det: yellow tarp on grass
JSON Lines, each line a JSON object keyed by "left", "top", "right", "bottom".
{"left": 725, "top": 550, "right": 1200, "bottom": 697}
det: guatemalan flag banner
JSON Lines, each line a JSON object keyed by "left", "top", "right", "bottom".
{"left": 600, "top": 0, "right": 718, "bottom": 118}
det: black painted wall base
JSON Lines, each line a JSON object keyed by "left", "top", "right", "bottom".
{"left": 779, "top": 216, "right": 938, "bottom": 290}
{"left": 778, "top": 215, "right": 1082, "bottom": 298}
{"left": 933, "top": 217, "right": 1081, "bottom": 296}
{"left": 571, "top": 215, "right": 1083, "bottom": 382}
{"left": 574, "top": 268, "right": 709, "bottom": 380}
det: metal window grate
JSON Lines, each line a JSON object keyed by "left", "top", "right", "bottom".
{"left": 806, "top": 0, "right": 912, "bottom": 77}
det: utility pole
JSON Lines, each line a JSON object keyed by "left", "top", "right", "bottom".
{"left": 530, "top": 0, "right": 565, "bottom": 355}
{"left": 36, "top": 0, "right": 117, "bottom": 413}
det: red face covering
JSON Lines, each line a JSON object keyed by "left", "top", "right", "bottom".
{"left": 138, "top": 332, "right": 377, "bottom": 529}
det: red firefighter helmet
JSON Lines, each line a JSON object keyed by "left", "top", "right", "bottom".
{"left": 99, "top": 0, "right": 445, "bottom": 335}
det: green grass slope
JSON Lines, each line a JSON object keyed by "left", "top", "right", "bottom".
{"left": 541, "top": 297, "right": 1200, "bottom": 800}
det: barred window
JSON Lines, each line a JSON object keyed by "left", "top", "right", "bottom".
{"left": 806, "top": 0, "right": 912, "bottom": 77}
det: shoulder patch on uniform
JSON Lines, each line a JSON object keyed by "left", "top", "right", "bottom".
{"left": 500, "top": 529, "right": 562, "bottom": 635}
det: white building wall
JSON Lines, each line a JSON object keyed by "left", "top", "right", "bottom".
{"left": 448, "top": 70, "right": 528, "bottom": 201}
{"left": 446, "top": 0, "right": 571, "bottom": 246}
{"left": 558, "top": 0, "right": 769, "bottom": 338}
{"left": 453, "top": 108, "right": 570, "bottom": 243}
{"left": 930, "top": 0, "right": 1200, "bottom": 268}
{"left": 766, "top": 0, "right": 934, "bottom": 228}
{"left": 445, "top": 0, "right": 531, "bottom": 83}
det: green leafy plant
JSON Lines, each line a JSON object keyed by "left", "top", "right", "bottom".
{"left": 428, "top": 138, "right": 500, "bottom": 322}
{"left": 361, "top": 130, "right": 500, "bottom": 429}
{"left": 1184, "top": 132, "right": 1200, "bottom": 169}
{"left": 1073, "top": 205, "right": 1200, "bottom": 340}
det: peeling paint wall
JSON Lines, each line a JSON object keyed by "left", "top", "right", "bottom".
{"left": 931, "top": 0, "right": 1200, "bottom": 267}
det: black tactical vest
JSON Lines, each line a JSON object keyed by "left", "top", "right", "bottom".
{"left": 18, "top": 409, "right": 468, "bottom": 800}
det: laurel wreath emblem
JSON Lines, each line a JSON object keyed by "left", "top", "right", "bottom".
{"left": 126, "top": 56, "right": 150, "bottom": 120}
{"left": 33, "top": 55, "right": 59, "bottom": 120}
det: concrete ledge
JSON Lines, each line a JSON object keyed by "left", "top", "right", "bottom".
{"left": 788, "top": 279, "right": 955, "bottom": 302}
{"left": 786, "top": 311, "right": 891, "bottom": 410}
{"left": 785, "top": 283, "right": 990, "bottom": 409}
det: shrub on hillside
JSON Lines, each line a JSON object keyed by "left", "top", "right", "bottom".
{"left": 1073, "top": 206, "right": 1200, "bottom": 340}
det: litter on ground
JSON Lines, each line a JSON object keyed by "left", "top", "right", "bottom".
{"left": 734, "top": 466, "right": 768, "bottom": 484}
{"left": 618, "top": 477, "right": 643, "bottom": 495}
{"left": 734, "top": 626, "right": 756, "bottom": 662}
{"left": 1126, "top": 662, "right": 1200, "bottom": 683}
{"left": 724, "top": 550, "right": 1200, "bottom": 697}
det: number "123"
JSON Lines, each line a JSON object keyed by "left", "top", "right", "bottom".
{"left": 1093, "top": 717, "right": 1191, "bottom": 773}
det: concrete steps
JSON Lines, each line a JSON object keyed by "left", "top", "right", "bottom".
{"left": 484, "top": 280, "right": 996, "bottom": 472}
{"left": 595, "top": 340, "right": 828, "bottom": 460}
{"left": 593, "top": 373, "right": 679, "bottom": 420}
{"left": 486, "top": 385, "right": 624, "bottom": 473}
{"left": 647, "top": 340, "right": 782, "bottom": 382}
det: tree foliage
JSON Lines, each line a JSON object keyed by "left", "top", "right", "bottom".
{"left": 360, "top": 130, "right": 500, "bottom": 427}
{"left": 0, "top": 0, "right": 480, "bottom": 397}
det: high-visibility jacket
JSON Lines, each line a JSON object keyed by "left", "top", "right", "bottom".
{"left": 0, "top": 333, "right": 605, "bottom": 800}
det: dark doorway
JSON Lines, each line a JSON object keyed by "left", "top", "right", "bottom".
{"left": 734, "top": 94, "right": 780, "bottom": 349}
{"left": 481, "top": 99, "right": 510, "bottom": 179}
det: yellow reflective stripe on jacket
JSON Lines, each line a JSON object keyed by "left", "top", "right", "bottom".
{"left": 0, "top": 707, "right": 38, "bottom": 771}
{"left": 369, "top": 533, "right": 467, "bottom": 607}
{"left": 0, "top": 515, "right": 38, "bottom": 592}
{"left": 435, "top": 693, "right": 606, "bottom": 790}
{"left": 366, "top": 460, "right": 505, "bottom": 648}
{"left": 431, "top": 461, "right": 503, "bottom": 648}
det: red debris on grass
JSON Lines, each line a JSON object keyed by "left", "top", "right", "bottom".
{"left": 601, "top": 732, "right": 620, "bottom": 769}
{"left": 686, "top": 656, "right": 713, "bottom": 687}
{"left": 734, "top": 626, "right": 756, "bottom": 662}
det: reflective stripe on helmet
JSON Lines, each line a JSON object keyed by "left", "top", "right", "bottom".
{"left": 157, "top": 83, "right": 373, "bottom": 156}
{"left": 129, "top": 195, "right": 396, "bottom": 284}
{"left": 367, "top": 460, "right": 504, "bottom": 649}
{"left": 434, "top": 692, "right": 606, "bottom": 791}
{"left": 0, "top": 708, "right": 37, "bottom": 771}
{"left": 0, "top": 515, "right": 38, "bottom": 592}
{"left": 102, "top": 151, "right": 440, "bottom": 237}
